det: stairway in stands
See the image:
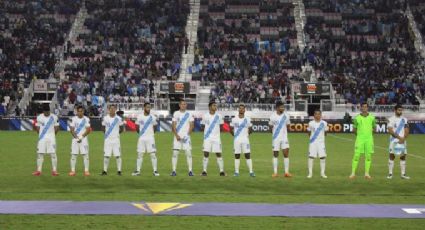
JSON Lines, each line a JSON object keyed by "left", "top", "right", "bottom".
{"left": 178, "top": 0, "right": 201, "bottom": 82}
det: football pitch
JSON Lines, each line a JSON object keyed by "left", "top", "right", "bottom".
{"left": 0, "top": 131, "right": 424, "bottom": 229}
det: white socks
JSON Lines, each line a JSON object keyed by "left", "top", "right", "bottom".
{"left": 150, "top": 153, "right": 157, "bottom": 172}
{"left": 320, "top": 158, "right": 326, "bottom": 176}
{"left": 273, "top": 157, "right": 278, "bottom": 174}
{"left": 284, "top": 158, "right": 289, "bottom": 174}
{"left": 172, "top": 150, "right": 179, "bottom": 172}
{"left": 116, "top": 157, "right": 122, "bottom": 172}
{"left": 246, "top": 159, "right": 253, "bottom": 173}
{"left": 51, "top": 153, "right": 57, "bottom": 171}
{"left": 400, "top": 160, "right": 406, "bottom": 175}
{"left": 308, "top": 158, "right": 314, "bottom": 176}
{"left": 71, "top": 155, "right": 77, "bottom": 172}
{"left": 203, "top": 157, "right": 209, "bottom": 172}
{"left": 389, "top": 159, "right": 394, "bottom": 175}
{"left": 37, "top": 153, "right": 44, "bottom": 172}
{"left": 103, "top": 157, "right": 110, "bottom": 172}
{"left": 83, "top": 154, "right": 89, "bottom": 172}
{"left": 136, "top": 152, "right": 144, "bottom": 172}
{"left": 185, "top": 150, "right": 192, "bottom": 172}
{"left": 217, "top": 157, "right": 224, "bottom": 172}
{"left": 235, "top": 159, "right": 240, "bottom": 173}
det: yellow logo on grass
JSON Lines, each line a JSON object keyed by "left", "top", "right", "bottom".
{"left": 132, "top": 202, "right": 192, "bottom": 214}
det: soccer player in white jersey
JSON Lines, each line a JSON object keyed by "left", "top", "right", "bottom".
{"left": 132, "top": 102, "right": 159, "bottom": 176}
{"left": 170, "top": 99, "right": 194, "bottom": 176}
{"left": 387, "top": 104, "right": 410, "bottom": 179}
{"left": 32, "top": 104, "right": 60, "bottom": 176}
{"left": 69, "top": 106, "right": 91, "bottom": 176}
{"left": 101, "top": 105, "right": 124, "bottom": 176}
{"left": 306, "top": 110, "right": 328, "bottom": 178}
{"left": 269, "top": 101, "right": 292, "bottom": 178}
{"left": 230, "top": 104, "right": 255, "bottom": 177}
{"left": 201, "top": 101, "right": 225, "bottom": 176}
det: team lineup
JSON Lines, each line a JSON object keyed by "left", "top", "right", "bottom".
{"left": 32, "top": 100, "right": 411, "bottom": 179}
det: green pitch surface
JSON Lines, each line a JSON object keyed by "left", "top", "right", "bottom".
{"left": 0, "top": 131, "right": 424, "bottom": 229}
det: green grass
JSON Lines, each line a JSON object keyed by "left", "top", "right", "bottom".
{"left": 0, "top": 131, "right": 424, "bottom": 229}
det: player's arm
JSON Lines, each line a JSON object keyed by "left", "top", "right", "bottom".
{"left": 119, "top": 125, "right": 124, "bottom": 134}
{"left": 54, "top": 118, "right": 59, "bottom": 134}
{"left": 372, "top": 117, "right": 377, "bottom": 134}
{"left": 70, "top": 126, "right": 78, "bottom": 139}
{"left": 353, "top": 117, "right": 357, "bottom": 136}
{"left": 34, "top": 119, "right": 40, "bottom": 134}
{"left": 403, "top": 124, "right": 409, "bottom": 141}
{"left": 172, "top": 121, "right": 180, "bottom": 140}
{"left": 153, "top": 125, "right": 157, "bottom": 133}
{"left": 248, "top": 127, "right": 253, "bottom": 135}
{"left": 230, "top": 126, "right": 234, "bottom": 136}
{"left": 135, "top": 124, "right": 139, "bottom": 134}
{"left": 82, "top": 127, "right": 91, "bottom": 138}
{"left": 189, "top": 121, "right": 194, "bottom": 135}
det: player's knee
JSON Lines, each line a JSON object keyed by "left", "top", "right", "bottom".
{"left": 244, "top": 153, "right": 250, "bottom": 159}
{"left": 115, "top": 156, "right": 120, "bottom": 159}
{"left": 235, "top": 154, "right": 241, "bottom": 159}
{"left": 320, "top": 157, "right": 326, "bottom": 160}
{"left": 216, "top": 153, "right": 222, "bottom": 158}
{"left": 185, "top": 150, "right": 192, "bottom": 157}
{"left": 400, "top": 155, "right": 406, "bottom": 161}
{"left": 273, "top": 151, "right": 279, "bottom": 157}
{"left": 203, "top": 152, "right": 209, "bottom": 158}
{"left": 150, "top": 153, "right": 157, "bottom": 159}
{"left": 389, "top": 154, "right": 395, "bottom": 160}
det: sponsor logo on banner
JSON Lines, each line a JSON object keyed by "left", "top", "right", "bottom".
{"left": 132, "top": 203, "right": 192, "bottom": 214}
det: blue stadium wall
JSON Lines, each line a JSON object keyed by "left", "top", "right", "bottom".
{"left": 1, "top": 117, "right": 425, "bottom": 134}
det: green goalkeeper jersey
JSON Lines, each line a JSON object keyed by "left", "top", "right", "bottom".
{"left": 353, "top": 113, "right": 376, "bottom": 139}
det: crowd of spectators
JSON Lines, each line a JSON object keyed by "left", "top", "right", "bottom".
{"left": 0, "top": 0, "right": 80, "bottom": 115}
{"left": 59, "top": 0, "right": 189, "bottom": 115}
{"left": 304, "top": 0, "right": 425, "bottom": 105}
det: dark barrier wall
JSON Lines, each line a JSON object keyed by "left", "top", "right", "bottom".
{"left": 1, "top": 117, "right": 425, "bottom": 134}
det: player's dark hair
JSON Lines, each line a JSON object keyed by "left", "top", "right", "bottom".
{"left": 179, "top": 98, "right": 186, "bottom": 103}
{"left": 144, "top": 102, "right": 150, "bottom": 107}
{"left": 239, "top": 104, "right": 245, "bottom": 108}
{"left": 42, "top": 104, "right": 50, "bottom": 112}
{"left": 108, "top": 104, "right": 116, "bottom": 109}
{"left": 275, "top": 101, "right": 284, "bottom": 108}
{"left": 76, "top": 105, "right": 84, "bottom": 111}
{"left": 314, "top": 109, "right": 321, "bottom": 114}
{"left": 361, "top": 102, "right": 368, "bottom": 107}
{"left": 208, "top": 101, "right": 216, "bottom": 107}
{"left": 394, "top": 104, "right": 403, "bottom": 110}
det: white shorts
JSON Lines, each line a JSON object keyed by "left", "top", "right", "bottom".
{"left": 272, "top": 138, "right": 289, "bottom": 151}
{"left": 389, "top": 142, "right": 407, "bottom": 155}
{"left": 37, "top": 138, "right": 56, "bottom": 154}
{"left": 71, "top": 138, "right": 89, "bottom": 155}
{"left": 308, "top": 142, "right": 326, "bottom": 158}
{"left": 104, "top": 140, "right": 121, "bottom": 157}
{"left": 173, "top": 137, "right": 192, "bottom": 151}
{"left": 137, "top": 138, "right": 157, "bottom": 153}
{"left": 234, "top": 140, "right": 251, "bottom": 154}
{"left": 203, "top": 139, "right": 222, "bottom": 153}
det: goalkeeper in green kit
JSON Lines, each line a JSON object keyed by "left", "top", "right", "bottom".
{"left": 350, "top": 102, "right": 376, "bottom": 179}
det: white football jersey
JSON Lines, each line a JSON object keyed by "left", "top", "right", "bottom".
{"left": 201, "top": 112, "right": 224, "bottom": 141}
{"left": 70, "top": 116, "right": 91, "bottom": 139}
{"left": 269, "top": 111, "right": 291, "bottom": 140}
{"left": 136, "top": 113, "right": 157, "bottom": 139}
{"left": 36, "top": 114, "right": 59, "bottom": 140}
{"left": 230, "top": 115, "right": 252, "bottom": 142}
{"left": 307, "top": 120, "right": 328, "bottom": 144}
{"left": 172, "top": 110, "right": 194, "bottom": 137}
{"left": 102, "top": 115, "right": 124, "bottom": 140}
{"left": 387, "top": 115, "right": 408, "bottom": 143}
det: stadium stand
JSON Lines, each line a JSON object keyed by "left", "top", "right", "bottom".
{"left": 0, "top": 0, "right": 81, "bottom": 116}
